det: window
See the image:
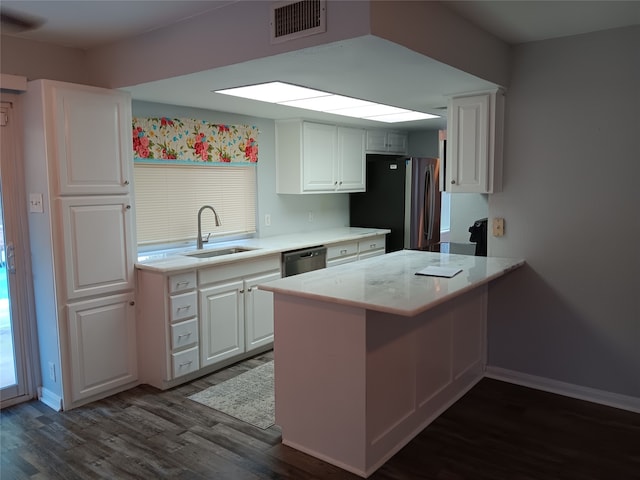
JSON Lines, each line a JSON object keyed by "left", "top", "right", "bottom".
{"left": 134, "top": 164, "right": 256, "bottom": 247}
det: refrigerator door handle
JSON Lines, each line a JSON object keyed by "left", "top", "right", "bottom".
{"left": 429, "top": 165, "right": 436, "bottom": 242}
{"left": 423, "top": 168, "right": 430, "bottom": 242}
{"left": 423, "top": 165, "right": 436, "bottom": 244}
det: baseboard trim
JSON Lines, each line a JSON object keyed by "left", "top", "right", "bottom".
{"left": 38, "top": 387, "right": 63, "bottom": 412}
{"left": 485, "top": 366, "right": 640, "bottom": 414}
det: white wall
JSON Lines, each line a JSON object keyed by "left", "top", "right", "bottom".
{"left": 132, "top": 101, "right": 349, "bottom": 238}
{"left": 488, "top": 26, "right": 640, "bottom": 399}
{"left": 0, "top": 35, "right": 88, "bottom": 84}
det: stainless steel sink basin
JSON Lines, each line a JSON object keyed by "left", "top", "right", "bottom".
{"left": 182, "top": 246, "right": 254, "bottom": 259}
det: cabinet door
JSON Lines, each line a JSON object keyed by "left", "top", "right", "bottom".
{"left": 448, "top": 94, "right": 489, "bottom": 193}
{"left": 337, "top": 127, "right": 365, "bottom": 192}
{"left": 200, "top": 280, "right": 245, "bottom": 367}
{"left": 386, "top": 132, "right": 408, "bottom": 154}
{"left": 365, "top": 130, "right": 387, "bottom": 152}
{"left": 302, "top": 122, "right": 337, "bottom": 192}
{"left": 60, "top": 196, "right": 135, "bottom": 299}
{"left": 245, "top": 271, "right": 280, "bottom": 351}
{"left": 52, "top": 84, "right": 132, "bottom": 195}
{"left": 67, "top": 293, "right": 137, "bottom": 403}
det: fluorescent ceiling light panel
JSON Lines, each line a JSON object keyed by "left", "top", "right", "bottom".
{"left": 280, "top": 96, "right": 374, "bottom": 111}
{"left": 368, "top": 112, "right": 440, "bottom": 123}
{"left": 328, "top": 104, "right": 407, "bottom": 118}
{"left": 213, "top": 81, "right": 439, "bottom": 123}
{"left": 216, "top": 81, "right": 328, "bottom": 103}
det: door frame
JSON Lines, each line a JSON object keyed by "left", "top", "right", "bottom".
{"left": 0, "top": 90, "right": 40, "bottom": 408}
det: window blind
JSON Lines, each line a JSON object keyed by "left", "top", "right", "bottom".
{"left": 134, "top": 164, "right": 256, "bottom": 246}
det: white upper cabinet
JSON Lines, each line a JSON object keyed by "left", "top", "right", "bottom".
{"left": 365, "top": 130, "right": 408, "bottom": 155}
{"left": 276, "top": 120, "right": 365, "bottom": 194}
{"left": 336, "top": 126, "right": 366, "bottom": 192}
{"left": 301, "top": 122, "right": 337, "bottom": 191}
{"left": 446, "top": 91, "right": 504, "bottom": 193}
{"left": 52, "top": 84, "right": 132, "bottom": 195}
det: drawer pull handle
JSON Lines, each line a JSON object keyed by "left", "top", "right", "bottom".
{"left": 179, "top": 360, "right": 193, "bottom": 368}
{"left": 177, "top": 332, "right": 192, "bottom": 339}
{"left": 175, "top": 281, "right": 191, "bottom": 287}
{"left": 370, "top": 243, "right": 376, "bottom": 248}
{"left": 340, "top": 249, "right": 347, "bottom": 255}
{"left": 176, "top": 305, "right": 191, "bottom": 312}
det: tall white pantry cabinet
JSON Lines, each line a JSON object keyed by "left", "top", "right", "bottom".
{"left": 24, "top": 80, "right": 138, "bottom": 411}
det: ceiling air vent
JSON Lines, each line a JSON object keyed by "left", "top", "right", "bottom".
{"left": 270, "top": 0, "right": 326, "bottom": 44}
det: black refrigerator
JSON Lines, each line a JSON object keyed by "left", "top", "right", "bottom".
{"left": 350, "top": 155, "right": 441, "bottom": 253}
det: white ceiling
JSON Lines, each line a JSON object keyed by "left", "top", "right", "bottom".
{"left": 3, "top": 1, "right": 639, "bottom": 130}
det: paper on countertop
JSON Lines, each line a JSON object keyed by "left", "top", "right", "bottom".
{"left": 415, "top": 265, "right": 463, "bottom": 278}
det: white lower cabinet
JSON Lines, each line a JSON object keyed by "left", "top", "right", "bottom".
{"left": 137, "top": 255, "right": 281, "bottom": 389}
{"left": 327, "top": 236, "right": 386, "bottom": 266}
{"left": 136, "top": 269, "right": 199, "bottom": 389}
{"left": 198, "top": 256, "right": 281, "bottom": 367}
{"left": 245, "top": 271, "right": 280, "bottom": 351}
{"left": 67, "top": 292, "right": 137, "bottom": 403}
{"left": 200, "top": 279, "right": 245, "bottom": 367}
{"left": 326, "top": 241, "right": 358, "bottom": 267}
{"left": 357, "top": 235, "right": 386, "bottom": 260}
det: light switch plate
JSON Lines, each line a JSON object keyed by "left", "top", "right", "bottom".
{"left": 29, "top": 193, "right": 44, "bottom": 213}
{"left": 492, "top": 217, "right": 504, "bottom": 237}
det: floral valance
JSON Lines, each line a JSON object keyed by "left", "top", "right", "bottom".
{"left": 132, "top": 117, "right": 259, "bottom": 164}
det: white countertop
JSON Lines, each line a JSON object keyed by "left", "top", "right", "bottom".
{"left": 259, "top": 250, "right": 525, "bottom": 317}
{"left": 135, "top": 227, "right": 390, "bottom": 273}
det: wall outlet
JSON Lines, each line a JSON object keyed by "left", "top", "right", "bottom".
{"left": 265, "top": 214, "right": 271, "bottom": 226}
{"left": 48, "top": 362, "right": 56, "bottom": 382}
{"left": 492, "top": 217, "right": 505, "bottom": 237}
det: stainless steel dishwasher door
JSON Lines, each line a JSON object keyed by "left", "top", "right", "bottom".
{"left": 282, "top": 246, "right": 327, "bottom": 277}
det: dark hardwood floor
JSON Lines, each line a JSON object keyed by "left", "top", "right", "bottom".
{"left": 2, "top": 350, "right": 639, "bottom": 479}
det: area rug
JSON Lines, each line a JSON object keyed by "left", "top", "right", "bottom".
{"left": 188, "top": 361, "right": 274, "bottom": 429}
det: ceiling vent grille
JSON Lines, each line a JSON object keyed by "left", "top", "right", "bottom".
{"left": 270, "top": 0, "right": 326, "bottom": 44}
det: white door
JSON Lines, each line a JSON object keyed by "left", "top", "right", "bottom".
{"left": 336, "top": 127, "right": 365, "bottom": 192}
{"left": 67, "top": 292, "right": 137, "bottom": 403}
{"left": 302, "top": 122, "right": 337, "bottom": 192}
{"left": 60, "top": 196, "right": 135, "bottom": 299}
{"left": 52, "top": 84, "right": 132, "bottom": 195}
{"left": 199, "top": 280, "right": 245, "bottom": 367}
{"left": 244, "top": 271, "right": 280, "bottom": 351}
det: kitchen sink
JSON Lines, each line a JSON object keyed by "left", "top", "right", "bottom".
{"left": 182, "top": 246, "right": 255, "bottom": 258}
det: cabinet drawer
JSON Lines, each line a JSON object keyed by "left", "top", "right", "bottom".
{"left": 169, "top": 291, "right": 197, "bottom": 322}
{"left": 170, "top": 318, "right": 198, "bottom": 350}
{"left": 169, "top": 271, "right": 196, "bottom": 294}
{"left": 327, "top": 241, "right": 358, "bottom": 260}
{"left": 358, "top": 236, "right": 385, "bottom": 253}
{"left": 327, "top": 256, "right": 357, "bottom": 268}
{"left": 172, "top": 347, "right": 199, "bottom": 378}
{"left": 358, "top": 249, "right": 385, "bottom": 261}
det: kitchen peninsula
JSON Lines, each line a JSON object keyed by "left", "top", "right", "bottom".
{"left": 260, "top": 250, "right": 524, "bottom": 478}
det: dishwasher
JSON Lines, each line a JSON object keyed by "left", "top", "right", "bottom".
{"left": 282, "top": 245, "right": 327, "bottom": 277}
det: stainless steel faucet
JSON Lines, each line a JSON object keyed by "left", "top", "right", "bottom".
{"left": 197, "top": 205, "right": 221, "bottom": 249}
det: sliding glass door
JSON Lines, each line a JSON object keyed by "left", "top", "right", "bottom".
{"left": 0, "top": 97, "right": 36, "bottom": 407}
